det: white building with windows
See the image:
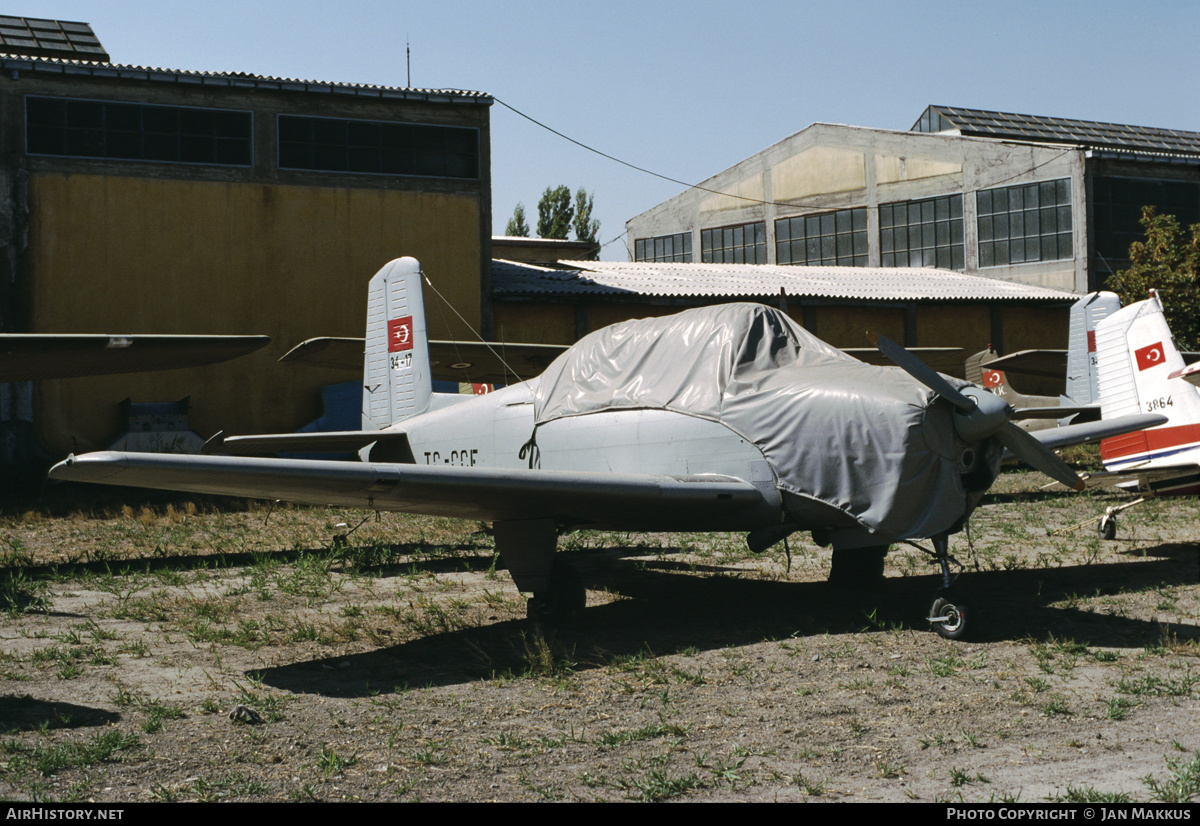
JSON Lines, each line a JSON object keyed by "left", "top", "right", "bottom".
{"left": 627, "top": 106, "right": 1200, "bottom": 294}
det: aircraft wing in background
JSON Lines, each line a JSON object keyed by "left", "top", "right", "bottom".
{"left": 0, "top": 334, "right": 270, "bottom": 381}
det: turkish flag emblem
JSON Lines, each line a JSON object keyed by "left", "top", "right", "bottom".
{"left": 1135, "top": 341, "right": 1165, "bottom": 371}
{"left": 388, "top": 316, "right": 414, "bottom": 353}
{"left": 982, "top": 369, "right": 1005, "bottom": 389}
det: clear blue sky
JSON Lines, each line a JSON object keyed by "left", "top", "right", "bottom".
{"left": 19, "top": 1, "right": 1200, "bottom": 260}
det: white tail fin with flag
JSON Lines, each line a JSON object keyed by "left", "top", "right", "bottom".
{"left": 362, "top": 257, "right": 432, "bottom": 432}
{"left": 1096, "top": 292, "right": 1200, "bottom": 473}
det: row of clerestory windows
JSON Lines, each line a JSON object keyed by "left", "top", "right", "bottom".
{"left": 25, "top": 96, "right": 480, "bottom": 180}
{"left": 634, "top": 180, "right": 1075, "bottom": 270}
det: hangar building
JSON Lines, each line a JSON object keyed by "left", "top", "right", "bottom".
{"left": 627, "top": 106, "right": 1200, "bottom": 295}
{"left": 0, "top": 16, "right": 492, "bottom": 469}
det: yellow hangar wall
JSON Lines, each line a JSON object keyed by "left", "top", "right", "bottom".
{"left": 28, "top": 173, "right": 482, "bottom": 455}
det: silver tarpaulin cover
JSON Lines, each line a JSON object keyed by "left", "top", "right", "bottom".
{"left": 534, "top": 303, "right": 979, "bottom": 540}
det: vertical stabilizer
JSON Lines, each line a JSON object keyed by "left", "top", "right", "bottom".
{"left": 1065, "top": 291, "right": 1120, "bottom": 404}
{"left": 362, "top": 257, "right": 431, "bottom": 431}
{"left": 1096, "top": 293, "right": 1200, "bottom": 469}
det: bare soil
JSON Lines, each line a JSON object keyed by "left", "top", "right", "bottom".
{"left": 1, "top": 466, "right": 1198, "bottom": 803}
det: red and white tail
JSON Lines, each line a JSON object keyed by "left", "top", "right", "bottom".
{"left": 1096, "top": 292, "right": 1200, "bottom": 471}
{"left": 362, "top": 257, "right": 432, "bottom": 431}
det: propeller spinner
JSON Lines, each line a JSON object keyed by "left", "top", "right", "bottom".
{"left": 870, "top": 333, "right": 1084, "bottom": 492}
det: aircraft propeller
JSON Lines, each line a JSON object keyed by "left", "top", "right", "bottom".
{"left": 871, "top": 333, "right": 1084, "bottom": 491}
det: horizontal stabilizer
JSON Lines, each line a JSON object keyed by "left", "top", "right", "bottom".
{"left": 49, "top": 452, "right": 771, "bottom": 530}
{"left": 1029, "top": 413, "right": 1168, "bottom": 451}
{"left": 281, "top": 337, "right": 567, "bottom": 385}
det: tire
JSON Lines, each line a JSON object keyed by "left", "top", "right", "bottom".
{"left": 929, "top": 595, "right": 969, "bottom": 640}
{"left": 1098, "top": 516, "right": 1117, "bottom": 541}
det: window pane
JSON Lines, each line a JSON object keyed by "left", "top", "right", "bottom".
{"left": 975, "top": 178, "right": 1072, "bottom": 266}
{"left": 28, "top": 96, "right": 251, "bottom": 166}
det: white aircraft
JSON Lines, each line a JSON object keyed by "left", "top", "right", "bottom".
{"left": 51, "top": 257, "right": 1114, "bottom": 640}
{"left": 1072, "top": 291, "right": 1200, "bottom": 539}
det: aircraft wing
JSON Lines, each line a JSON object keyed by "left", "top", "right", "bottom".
{"left": 280, "top": 337, "right": 567, "bottom": 385}
{"left": 48, "top": 452, "right": 772, "bottom": 529}
{"left": 1169, "top": 362, "right": 1200, "bottom": 387}
{"left": 0, "top": 334, "right": 270, "bottom": 381}
{"left": 276, "top": 337, "right": 362, "bottom": 371}
{"left": 1027, "top": 413, "right": 1168, "bottom": 451}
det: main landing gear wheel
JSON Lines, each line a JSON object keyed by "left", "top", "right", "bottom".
{"left": 928, "top": 592, "right": 969, "bottom": 640}
{"left": 527, "top": 559, "right": 586, "bottom": 626}
{"left": 1098, "top": 515, "right": 1117, "bottom": 541}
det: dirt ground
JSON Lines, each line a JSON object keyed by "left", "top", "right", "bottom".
{"left": 1, "top": 466, "right": 1198, "bottom": 803}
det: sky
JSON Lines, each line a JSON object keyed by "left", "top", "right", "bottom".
{"left": 17, "top": 0, "right": 1200, "bottom": 260}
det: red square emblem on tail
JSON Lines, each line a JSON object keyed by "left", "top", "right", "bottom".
{"left": 1135, "top": 341, "right": 1165, "bottom": 371}
{"left": 388, "top": 316, "right": 414, "bottom": 352}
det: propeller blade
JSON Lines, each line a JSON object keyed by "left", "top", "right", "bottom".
{"left": 870, "top": 332, "right": 975, "bottom": 411}
{"left": 996, "top": 423, "right": 1084, "bottom": 491}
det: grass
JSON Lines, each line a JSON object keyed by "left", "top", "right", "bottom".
{"left": 1052, "top": 785, "right": 1133, "bottom": 803}
{"left": 1143, "top": 749, "right": 1200, "bottom": 803}
{"left": 1, "top": 481, "right": 1198, "bottom": 801}
{"left": 616, "top": 764, "right": 709, "bottom": 802}
{"left": 0, "top": 730, "right": 140, "bottom": 777}
{"left": 1115, "top": 672, "right": 1200, "bottom": 697}
{"left": 597, "top": 722, "right": 690, "bottom": 748}
{"left": 316, "top": 744, "right": 358, "bottom": 779}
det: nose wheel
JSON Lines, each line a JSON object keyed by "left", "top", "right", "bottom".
{"left": 929, "top": 591, "right": 969, "bottom": 640}
{"left": 924, "top": 532, "right": 971, "bottom": 640}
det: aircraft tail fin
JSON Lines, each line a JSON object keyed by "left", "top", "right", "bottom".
{"left": 1095, "top": 292, "right": 1200, "bottom": 469}
{"left": 964, "top": 348, "right": 997, "bottom": 386}
{"left": 362, "top": 257, "right": 432, "bottom": 432}
{"left": 1065, "top": 291, "right": 1120, "bottom": 404}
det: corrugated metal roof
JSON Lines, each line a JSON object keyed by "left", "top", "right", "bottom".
{"left": 920, "top": 105, "right": 1200, "bottom": 157}
{"left": 492, "top": 260, "right": 1078, "bottom": 303}
{"left": 0, "top": 53, "right": 491, "bottom": 105}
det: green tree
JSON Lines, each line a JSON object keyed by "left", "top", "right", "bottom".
{"left": 1107, "top": 206, "right": 1200, "bottom": 350}
{"left": 536, "top": 185, "right": 574, "bottom": 240}
{"left": 573, "top": 187, "right": 600, "bottom": 258}
{"left": 505, "top": 202, "right": 530, "bottom": 237}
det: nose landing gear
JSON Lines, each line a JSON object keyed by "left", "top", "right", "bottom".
{"left": 925, "top": 532, "right": 970, "bottom": 640}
